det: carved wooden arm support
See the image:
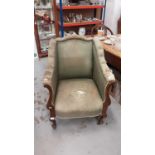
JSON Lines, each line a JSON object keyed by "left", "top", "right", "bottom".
{"left": 43, "top": 83, "right": 54, "bottom": 109}
{"left": 43, "top": 82, "right": 56, "bottom": 128}
{"left": 98, "top": 50, "right": 115, "bottom": 116}
{"left": 101, "top": 81, "right": 115, "bottom": 117}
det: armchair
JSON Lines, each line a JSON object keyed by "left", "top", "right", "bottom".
{"left": 43, "top": 35, "right": 115, "bottom": 129}
{"left": 91, "top": 24, "right": 114, "bottom": 37}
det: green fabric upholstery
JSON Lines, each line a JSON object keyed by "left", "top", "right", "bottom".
{"left": 55, "top": 79, "right": 103, "bottom": 118}
{"left": 43, "top": 35, "right": 115, "bottom": 119}
{"left": 57, "top": 39, "right": 93, "bottom": 79}
{"left": 92, "top": 38, "right": 115, "bottom": 100}
{"left": 43, "top": 39, "right": 58, "bottom": 102}
{"left": 92, "top": 40, "right": 107, "bottom": 100}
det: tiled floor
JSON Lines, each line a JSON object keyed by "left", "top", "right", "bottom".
{"left": 34, "top": 57, "right": 121, "bottom": 155}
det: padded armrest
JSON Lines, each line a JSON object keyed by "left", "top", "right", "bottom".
{"left": 43, "top": 39, "right": 58, "bottom": 100}
{"left": 93, "top": 38, "right": 115, "bottom": 100}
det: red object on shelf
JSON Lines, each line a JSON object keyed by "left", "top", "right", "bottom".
{"left": 60, "top": 20, "right": 103, "bottom": 27}
{"left": 34, "top": 11, "right": 52, "bottom": 58}
{"left": 56, "top": 5, "right": 104, "bottom": 10}
{"left": 34, "top": 19, "right": 48, "bottom": 58}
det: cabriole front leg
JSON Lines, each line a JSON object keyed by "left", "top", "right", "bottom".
{"left": 44, "top": 84, "right": 57, "bottom": 129}
{"left": 49, "top": 106, "right": 56, "bottom": 129}
{"left": 97, "top": 82, "right": 114, "bottom": 125}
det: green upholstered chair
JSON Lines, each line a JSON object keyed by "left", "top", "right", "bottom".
{"left": 43, "top": 35, "right": 115, "bottom": 129}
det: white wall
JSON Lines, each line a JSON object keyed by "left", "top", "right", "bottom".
{"left": 104, "top": 0, "right": 121, "bottom": 34}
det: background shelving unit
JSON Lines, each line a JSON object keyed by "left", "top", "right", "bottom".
{"left": 52, "top": 0, "right": 106, "bottom": 37}
{"left": 60, "top": 20, "right": 103, "bottom": 27}
{"left": 34, "top": 2, "right": 55, "bottom": 58}
{"left": 56, "top": 5, "right": 104, "bottom": 10}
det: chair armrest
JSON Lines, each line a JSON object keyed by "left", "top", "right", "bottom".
{"left": 93, "top": 38, "right": 115, "bottom": 100}
{"left": 43, "top": 67, "right": 57, "bottom": 94}
{"left": 43, "top": 39, "right": 58, "bottom": 106}
{"left": 100, "top": 61, "right": 115, "bottom": 84}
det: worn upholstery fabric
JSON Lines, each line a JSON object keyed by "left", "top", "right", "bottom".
{"left": 55, "top": 79, "right": 103, "bottom": 118}
{"left": 43, "top": 39, "right": 58, "bottom": 101}
{"left": 93, "top": 38, "right": 115, "bottom": 100}
{"left": 57, "top": 39, "right": 93, "bottom": 79}
{"left": 43, "top": 35, "right": 115, "bottom": 118}
{"left": 93, "top": 38, "right": 115, "bottom": 82}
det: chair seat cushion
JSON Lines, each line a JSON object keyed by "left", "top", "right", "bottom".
{"left": 55, "top": 79, "right": 103, "bottom": 118}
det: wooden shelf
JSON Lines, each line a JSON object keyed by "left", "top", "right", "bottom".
{"left": 35, "top": 7, "right": 51, "bottom": 10}
{"left": 59, "top": 20, "right": 103, "bottom": 27}
{"left": 56, "top": 5, "right": 104, "bottom": 10}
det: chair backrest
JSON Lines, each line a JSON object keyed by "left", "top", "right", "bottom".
{"left": 91, "top": 24, "right": 114, "bottom": 36}
{"left": 56, "top": 36, "right": 93, "bottom": 79}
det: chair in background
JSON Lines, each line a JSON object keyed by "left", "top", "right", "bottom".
{"left": 43, "top": 35, "right": 115, "bottom": 129}
{"left": 91, "top": 24, "right": 114, "bottom": 37}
